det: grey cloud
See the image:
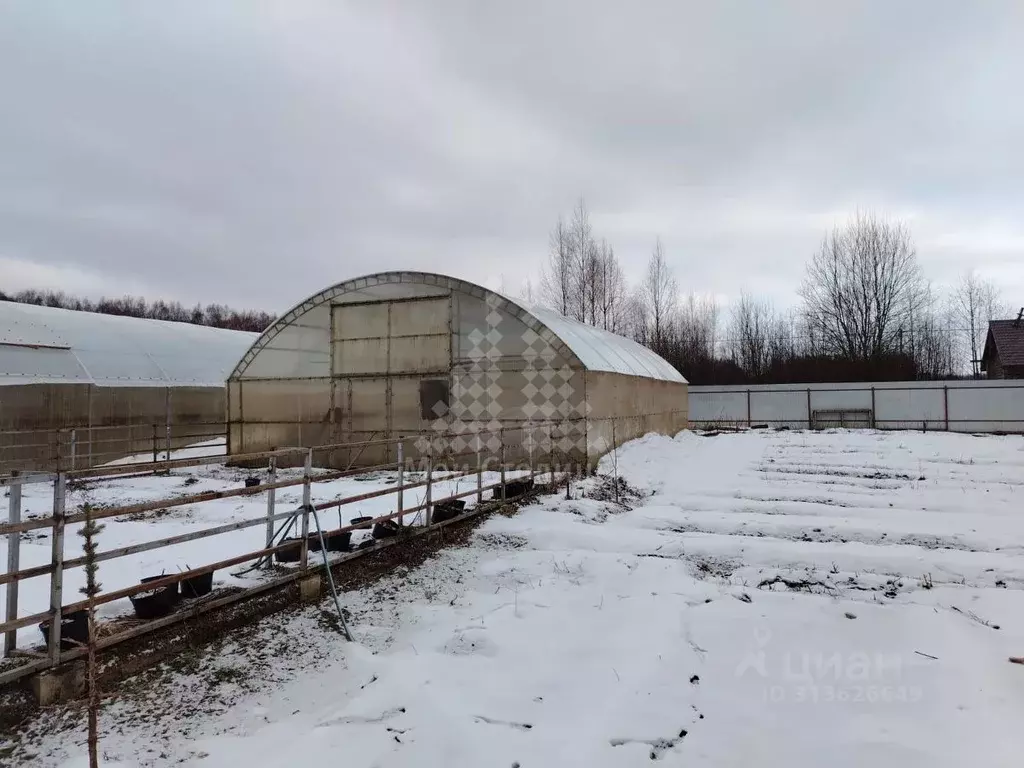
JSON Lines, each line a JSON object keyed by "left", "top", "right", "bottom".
{"left": 0, "top": 1, "right": 1021, "bottom": 313}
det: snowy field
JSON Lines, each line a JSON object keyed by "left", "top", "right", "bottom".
{"left": 8, "top": 429, "right": 1024, "bottom": 767}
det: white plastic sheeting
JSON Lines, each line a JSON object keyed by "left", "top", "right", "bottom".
{"left": 528, "top": 306, "right": 685, "bottom": 383}
{"left": 0, "top": 302, "right": 257, "bottom": 387}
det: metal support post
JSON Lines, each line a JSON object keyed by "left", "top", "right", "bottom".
{"left": 528, "top": 426, "right": 535, "bottom": 478}
{"left": 943, "top": 386, "right": 950, "bottom": 431}
{"left": 152, "top": 423, "right": 159, "bottom": 469}
{"left": 48, "top": 473, "right": 67, "bottom": 663}
{"left": 4, "top": 472, "right": 22, "bottom": 656}
{"left": 396, "top": 440, "right": 405, "bottom": 527}
{"left": 549, "top": 424, "right": 555, "bottom": 486}
{"left": 424, "top": 452, "right": 433, "bottom": 527}
{"left": 476, "top": 446, "right": 483, "bottom": 504}
{"left": 806, "top": 388, "right": 813, "bottom": 430}
{"left": 300, "top": 449, "right": 312, "bottom": 570}
{"left": 746, "top": 389, "right": 752, "bottom": 427}
{"left": 500, "top": 431, "right": 507, "bottom": 501}
{"left": 265, "top": 456, "right": 277, "bottom": 570}
{"left": 164, "top": 388, "right": 172, "bottom": 462}
{"left": 69, "top": 429, "right": 77, "bottom": 472}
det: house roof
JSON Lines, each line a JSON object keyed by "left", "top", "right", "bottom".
{"left": 982, "top": 319, "right": 1024, "bottom": 370}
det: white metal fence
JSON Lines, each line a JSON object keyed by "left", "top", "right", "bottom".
{"left": 689, "top": 380, "right": 1024, "bottom": 433}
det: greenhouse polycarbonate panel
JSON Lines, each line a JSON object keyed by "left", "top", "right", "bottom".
{"left": 0, "top": 301, "right": 256, "bottom": 387}
{"left": 528, "top": 306, "right": 683, "bottom": 383}
{"left": 389, "top": 297, "right": 449, "bottom": 337}
{"left": 333, "top": 303, "right": 389, "bottom": 340}
{"left": 232, "top": 271, "right": 685, "bottom": 386}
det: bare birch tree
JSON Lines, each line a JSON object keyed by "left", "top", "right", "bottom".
{"left": 540, "top": 217, "right": 573, "bottom": 315}
{"left": 799, "top": 212, "right": 926, "bottom": 362}
{"left": 642, "top": 238, "right": 677, "bottom": 354}
{"left": 948, "top": 270, "right": 1008, "bottom": 376}
{"left": 597, "top": 242, "right": 628, "bottom": 332}
{"left": 568, "top": 199, "right": 595, "bottom": 323}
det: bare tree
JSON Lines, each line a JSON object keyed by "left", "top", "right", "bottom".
{"left": 642, "top": 238, "right": 678, "bottom": 354}
{"left": 568, "top": 199, "right": 595, "bottom": 323}
{"left": 623, "top": 289, "right": 650, "bottom": 346}
{"left": 596, "top": 242, "right": 628, "bottom": 332}
{"left": 799, "top": 212, "right": 926, "bottom": 363}
{"left": 948, "top": 270, "right": 1008, "bottom": 376}
{"left": 540, "top": 217, "right": 573, "bottom": 315}
{"left": 671, "top": 292, "right": 719, "bottom": 371}
{"left": 728, "top": 293, "right": 788, "bottom": 380}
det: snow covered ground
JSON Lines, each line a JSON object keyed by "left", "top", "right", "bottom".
{"left": 8, "top": 429, "right": 1024, "bottom": 767}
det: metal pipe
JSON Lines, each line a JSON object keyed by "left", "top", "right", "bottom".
{"left": 4, "top": 471, "right": 22, "bottom": 656}
{"left": 310, "top": 508, "right": 352, "bottom": 642}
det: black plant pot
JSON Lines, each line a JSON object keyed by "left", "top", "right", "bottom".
{"left": 492, "top": 478, "right": 535, "bottom": 500}
{"left": 372, "top": 520, "right": 400, "bottom": 540}
{"left": 323, "top": 530, "right": 352, "bottom": 552}
{"left": 244, "top": 477, "right": 261, "bottom": 488}
{"left": 275, "top": 537, "right": 303, "bottom": 563}
{"left": 432, "top": 499, "right": 466, "bottom": 523}
{"left": 181, "top": 571, "right": 214, "bottom": 598}
{"left": 350, "top": 516, "right": 373, "bottom": 530}
{"left": 39, "top": 609, "right": 89, "bottom": 650}
{"left": 140, "top": 575, "right": 180, "bottom": 602}
{"left": 130, "top": 578, "right": 179, "bottom": 620}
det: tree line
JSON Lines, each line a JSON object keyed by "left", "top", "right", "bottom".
{"left": 534, "top": 202, "right": 1013, "bottom": 384}
{"left": 0, "top": 288, "right": 276, "bottom": 333}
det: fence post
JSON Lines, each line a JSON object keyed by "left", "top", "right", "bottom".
{"left": 806, "top": 388, "right": 813, "bottom": 430}
{"left": 870, "top": 387, "right": 877, "bottom": 429}
{"left": 265, "top": 456, "right": 277, "bottom": 570}
{"left": 424, "top": 450, "right": 433, "bottom": 527}
{"left": 396, "top": 439, "right": 404, "bottom": 528}
{"left": 943, "top": 386, "right": 950, "bottom": 431}
{"left": 69, "top": 429, "right": 77, "bottom": 472}
{"left": 48, "top": 473, "right": 67, "bottom": 663}
{"left": 528, "top": 425, "right": 535, "bottom": 478}
{"left": 500, "top": 430, "right": 507, "bottom": 501}
{"left": 746, "top": 389, "right": 752, "bottom": 427}
{"left": 152, "top": 423, "right": 159, "bottom": 470}
{"left": 4, "top": 471, "right": 22, "bottom": 657}
{"left": 300, "top": 449, "right": 311, "bottom": 571}
{"left": 549, "top": 424, "right": 555, "bottom": 487}
{"left": 164, "top": 388, "right": 172, "bottom": 462}
{"left": 476, "top": 444, "right": 483, "bottom": 505}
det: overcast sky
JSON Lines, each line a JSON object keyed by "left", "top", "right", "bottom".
{"left": 1, "top": 1, "right": 1022, "bottom": 314}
